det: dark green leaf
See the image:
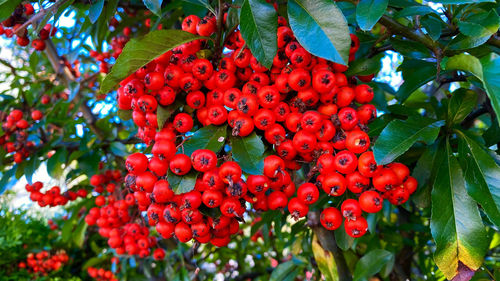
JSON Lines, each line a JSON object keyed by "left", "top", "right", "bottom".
{"left": 421, "top": 15, "right": 443, "bottom": 41}
{"left": 481, "top": 55, "right": 500, "bottom": 125}
{"left": 458, "top": 10, "right": 499, "bottom": 38}
{"left": 356, "top": 0, "right": 388, "bottom": 31}
{"left": 231, "top": 132, "right": 265, "bottom": 175}
{"left": 430, "top": 139, "right": 488, "bottom": 280}
{"left": 24, "top": 155, "right": 40, "bottom": 185}
{"left": 0, "top": 167, "right": 16, "bottom": 194}
{"left": 239, "top": 0, "right": 278, "bottom": 68}
{"left": 143, "top": 0, "right": 163, "bottom": 16}
{"left": 335, "top": 222, "right": 354, "bottom": 251}
{"left": 394, "top": 6, "right": 436, "bottom": 18}
{"left": 412, "top": 142, "right": 444, "bottom": 208}
{"left": 390, "top": 38, "right": 432, "bottom": 59}
{"left": 157, "top": 101, "right": 182, "bottom": 129}
{"left": 182, "top": 125, "right": 227, "bottom": 156}
{"left": 447, "top": 89, "right": 477, "bottom": 126}
{"left": 287, "top": 0, "right": 350, "bottom": 65}
{"left": 47, "top": 148, "right": 68, "bottom": 178}
{"left": 0, "top": 0, "right": 23, "bottom": 21}
{"left": 396, "top": 59, "right": 437, "bottom": 101}
{"left": 449, "top": 34, "right": 491, "bottom": 50}
{"left": 182, "top": 0, "right": 214, "bottom": 14}
{"left": 101, "top": 30, "right": 202, "bottom": 93}
{"left": 270, "top": 260, "right": 296, "bottom": 281}
{"left": 353, "top": 249, "right": 394, "bottom": 281}
{"left": 457, "top": 131, "right": 500, "bottom": 227}
{"left": 345, "top": 53, "right": 383, "bottom": 76}
{"left": 373, "top": 116, "right": 444, "bottom": 165}
{"left": 88, "top": 0, "right": 105, "bottom": 24}
{"left": 168, "top": 170, "right": 198, "bottom": 194}
{"left": 431, "top": 0, "right": 494, "bottom": 3}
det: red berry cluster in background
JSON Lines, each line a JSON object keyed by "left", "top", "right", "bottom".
{"left": 0, "top": 3, "right": 57, "bottom": 50}
{"left": 87, "top": 266, "right": 118, "bottom": 281}
{"left": 110, "top": 11, "right": 418, "bottom": 243}
{"left": 0, "top": 109, "right": 42, "bottom": 164}
{"left": 85, "top": 169, "right": 166, "bottom": 258}
{"left": 25, "top": 181, "right": 88, "bottom": 207}
{"left": 18, "top": 250, "right": 69, "bottom": 276}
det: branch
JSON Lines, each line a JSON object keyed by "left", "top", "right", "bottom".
{"left": 44, "top": 40, "right": 105, "bottom": 140}
{"left": 13, "top": 0, "right": 71, "bottom": 37}
{"left": 0, "top": 58, "right": 17, "bottom": 75}
{"left": 307, "top": 211, "right": 352, "bottom": 281}
{"left": 212, "top": 0, "right": 225, "bottom": 67}
{"left": 378, "top": 15, "right": 438, "bottom": 52}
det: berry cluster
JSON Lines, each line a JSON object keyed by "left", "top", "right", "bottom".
{"left": 0, "top": 109, "right": 42, "bottom": 163}
{"left": 111, "top": 11, "right": 418, "bottom": 243}
{"left": 18, "top": 251, "right": 69, "bottom": 276}
{"left": 25, "top": 181, "right": 88, "bottom": 207}
{"left": 87, "top": 267, "right": 118, "bottom": 281}
{"left": 0, "top": 3, "right": 57, "bottom": 50}
{"left": 85, "top": 169, "right": 166, "bottom": 258}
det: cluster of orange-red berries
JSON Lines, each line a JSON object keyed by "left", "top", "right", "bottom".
{"left": 25, "top": 181, "right": 88, "bottom": 207}
{"left": 18, "top": 251, "right": 69, "bottom": 276}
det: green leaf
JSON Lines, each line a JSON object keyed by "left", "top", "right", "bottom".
{"left": 373, "top": 116, "right": 444, "bottom": 165}
{"left": 287, "top": 0, "right": 350, "bottom": 65}
{"left": 24, "top": 155, "right": 40, "bottom": 185}
{"left": 394, "top": 6, "right": 436, "bottom": 18}
{"left": 345, "top": 53, "right": 383, "bottom": 76}
{"left": 88, "top": 0, "right": 105, "bottom": 24}
{"left": 143, "top": 0, "right": 163, "bottom": 16}
{"left": 0, "top": 166, "right": 16, "bottom": 194}
{"left": 312, "top": 234, "right": 338, "bottom": 281}
{"left": 182, "top": 125, "right": 227, "bottom": 156}
{"left": 353, "top": 249, "right": 394, "bottom": 281}
{"left": 101, "top": 30, "right": 202, "bottom": 93}
{"left": 458, "top": 10, "right": 499, "bottom": 38}
{"left": 421, "top": 15, "right": 443, "bottom": 41}
{"left": 110, "top": 142, "right": 129, "bottom": 157}
{"left": 445, "top": 53, "right": 483, "bottom": 80}
{"left": 47, "top": 148, "right": 68, "bottom": 178}
{"left": 117, "top": 109, "right": 132, "bottom": 121}
{"left": 168, "top": 170, "right": 198, "bottom": 194}
{"left": 396, "top": 59, "right": 437, "bottom": 101}
{"left": 430, "top": 139, "right": 489, "bottom": 280}
{"left": 231, "top": 132, "right": 265, "bottom": 175}
{"left": 73, "top": 222, "right": 88, "bottom": 248}
{"left": 182, "top": 0, "right": 215, "bottom": 14}
{"left": 239, "top": 0, "right": 278, "bottom": 69}
{"left": 449, "top": 34, "right": 491, "bottom": 50}
{"left": 446, "top": 89, "right": 477, "bottom": 126}
{"left": 412, "top": 141, "right": 445, "bottom": 208}
{"left": 334, "top": 222, "right": 354, "bottom": 251}
{"left": 457, "top": 131, "right": 500, "bottom": 227}
{"left": 356, "top": 0, "right": 388, "bottom": 31}
{"left": 157, "top": 101, "right": 182, "bottom": 129}
{"left": 390, "top": 38, "right": 432, "bottom": 59}
{"left": 0, "top": 0, "right": 23, "bottom": 21}
{"left": 270, "top": 260, "right": 297, "bottom": 281}
{"left": 481, "top": 55, "right": 500, "bottom": 125}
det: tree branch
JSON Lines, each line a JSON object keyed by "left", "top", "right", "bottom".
{"left": 44, "top": 40, "right": 105, "bottom": 140}
{"left": 13, "top": 0, "right": 71, "bottom": 37}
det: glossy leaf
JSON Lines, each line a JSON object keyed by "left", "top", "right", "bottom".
{"left": 373, "top": 116, "right": 444, "bottom": 165}
{"left": 481, "top": 55, "right": 500, "bottom": 125}
{"left": 168, "top": 170, "right": 198, "bottom": 194}
{"left": 143, "top": 0, "right": 163, "bottom": 16}
{"left": 445, "top": 53, "right": 483, "bottom": 80}
{"left": 47, "top": 148, "right": 68, "bottom": 178}
{"left": 353, "top": 249, "right": 394, "bottom": 281}
{"left": 88, "top": 0, "right": 104, "bottom": 24}
{"left": 270, "top": 260, "right": 296, "bottom": 281}
{"left": 345, "top": 53, "right": 383, "bottom": 76}
{"left": 447, "top": 88, "right": 477, "bottom": 126}
{"left": 73, "top": 222, "right": 88, "bottom": 248}
{"left": 182, "top": 125, "right": 228, "bottom": 156}
{"left": 287, "top": 0, "right": 350, "bottom": 65}
{"left": 396, "top": 59, "right": 437, "bottom": 101}
{"left": 231, "top": 132, "right": 265, "bottom": 175}
{"left": 430, "top": 139, "right": 488, "bottom": 280}
{"left": 334, "top": 222, "right": 354, "bottom": 251}
{"left": 457, "top": 10, "right": 499, "bottom": 38}
{"left": 412, "top": 141, "right": 445, "bottom": 208}
{"left": 312, "top": 234, "right": 339, "bottom": 281}
{"left": 101, "top": 30, "right": 202, "bottom": 93}
{"left": 356, "top": 0, "right": 388, "bottom": 31}
{"left": 239, "top": 0, "right": 278, "bottom": 68}
{"left": 182, "top": 0, "right": 215, "bottom": 14}
{"left": 457, "top": 131, "right": 500, "bottom": 227}
{"left": 394, "top": 6, "right": 436, "bottom": 18}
